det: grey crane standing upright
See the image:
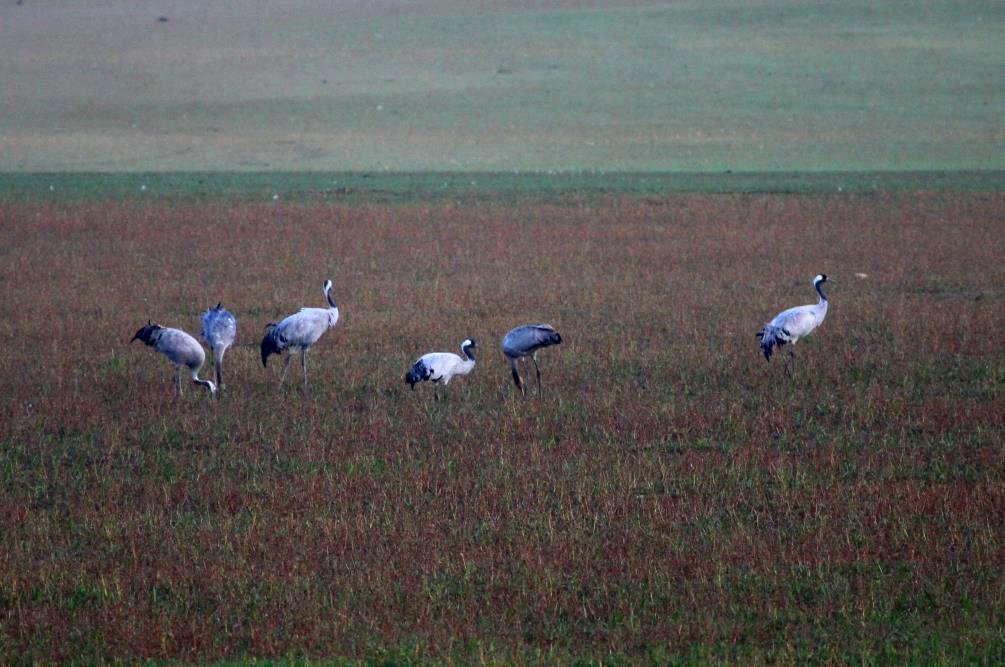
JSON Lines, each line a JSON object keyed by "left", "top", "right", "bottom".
{"left": 261, "top": 279, "right": 340, "bottom": 388}
{"left": 200, "top": 302, "right": 237, "bottom": 390}
{"left": 756, "top": 274, "right": 830, "bottom": 375}
{"left": 405, "top": 338, "right": 478, "bottom": 400}
{"left": 501, "top": 323, "right": 562, "bottom": 396}
{"left": 131, "top": 321, "right": 217, "bottom": 396}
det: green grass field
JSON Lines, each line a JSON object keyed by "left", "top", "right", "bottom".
{"left": 1, "top": 0, "right": 1002, "bottom": 172}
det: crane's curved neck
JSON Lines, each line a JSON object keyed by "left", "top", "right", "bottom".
{"left": 462, "top": 346, "right": 476, "bottom": 361}
{"left": 324, "top": 287, "right": 337, "bottom": 309}
{"left": 815, "top": 281, "right": 828, "bottom": 303}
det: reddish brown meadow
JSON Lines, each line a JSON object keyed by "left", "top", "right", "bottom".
{"left": 1, "top": 190, "right": 1003, "bottom": 662}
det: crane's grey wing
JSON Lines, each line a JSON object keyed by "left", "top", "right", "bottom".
{"left": 156, "top": 328, "right": 206, "bottom": 369}
{"left": 502, "top": 324, "right": 562, "bottom": 357}
{"left": 277, "top": 309, "right": 335, "bottom": 348}
{"left": 773, "top": 308, "right": 817, "bottom": 340}
{"left": 201, "top": 306, "right": 237, "bottom": 348}
{"left": 200, "top": 306, "right": 218, "bottom": 339}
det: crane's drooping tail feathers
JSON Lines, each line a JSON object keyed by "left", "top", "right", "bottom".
{"left": 261, "top": 323, "right": 282, "bottom": 366}
{"left": 756, "top": 325, "right": 790, "bottom": 361}
{"left": 405, "top": 360, "right": 432, "bottom": 389}
{"left": 200, "top": 302, "right": 227, "bottom": 341}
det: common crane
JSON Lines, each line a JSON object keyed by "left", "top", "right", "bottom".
{"left": 261, "top": 279, "right": 340, "bottom": 387}
{"left": 757, "top": 274, "right": 830, "bottom": 375}
{"left": 404, "top": 338, "right": 478, "bottom": 400}
{"left": 501, "top": 323, "right": 562, "bottom": 396}
{"left": 130, "top": 321, "right": 217, "bottom": 396}
{"left": 200, "top": 302, "right": 237, "bottom": 390}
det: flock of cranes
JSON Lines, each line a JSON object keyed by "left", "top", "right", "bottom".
{"left": 131, "top": 275, "right": 830, "bottom": 399}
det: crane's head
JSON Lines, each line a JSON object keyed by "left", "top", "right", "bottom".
{"left": 322, "top": 279, "right": 338, "bottom": 309}
{"left": 461, "top": 338, "right": 477, "bottom": 349}
{"left": 130, "top": 320, "right": 161, "bottom": 346}
{"left": 814, "top": 274, "right": 829, "bottom": 285}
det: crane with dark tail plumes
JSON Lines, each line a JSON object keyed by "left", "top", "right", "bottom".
{"left": 200, "top": 303, "right": 237, "bottom": 390}
{"left": 501, "top": 323, "right": 562, "bottom": 397}
{"left": 261, "top": 279, "right": 340, "bottom": 388}
{"left": 757, "top": 274, "right": 830, "bottom": 376}
{"left": 131, "top": 321, "right": 217, "bottom": 396}
{"left": 405, "top": 338, "right": 477, "bottom": 400}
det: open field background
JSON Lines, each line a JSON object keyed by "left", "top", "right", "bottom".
{"left": 1, "top": 0, "right": 1002, "bottom": 172}
{"left": 1, "top": 190, "right": 1003, "bottom": 662}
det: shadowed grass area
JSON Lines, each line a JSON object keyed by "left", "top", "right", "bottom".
{"left": 0, "top": 190, "right": 1003, "bottom": 662}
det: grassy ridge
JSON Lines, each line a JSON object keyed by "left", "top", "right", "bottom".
{"left": 1, "top": 192, "right": 1004, "bottom": 662}
{"left": 0, "top": 170, "right": 1003, "bottom": 203}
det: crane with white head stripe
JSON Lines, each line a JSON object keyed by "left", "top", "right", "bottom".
{"left": 404, "top": 338, "right": 478, "bottom": 400}
{"left": 261, "top": 279, "right": 340, "bottom": 388}
{"left": 756, "top": 274, "right": 830, "bottom": 375}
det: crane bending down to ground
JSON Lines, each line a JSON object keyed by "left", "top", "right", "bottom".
{"left": 405, "top": 338, "right": 477, "bottom": 400}
{"left": 131, "top": 321, "right": 217, "bottom": 396}
{"left": 757, "top": 274, "right": 830, "bottom": 375}
{"left": 200, "top": 303, "right": 237, "bottom": 390}
{"left": 501, "top": 323, "right": 562, "bottom": 397}
{"left": 261, "top": 279, "right": 340, "bottom": 387}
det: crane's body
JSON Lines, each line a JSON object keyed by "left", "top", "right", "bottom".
{"left": 261, "top": 280, "right": 340, "bottom": 387}
{"left": 131, "top": 321, "right": 217, "bottom": 396}
{"left": 405, "top": 339, "right": 477, "bottom": 399}
{"left": 757, "top": 274, "right": 830, "bottom": 372}
{"left": 200, "top": 303, "right": 237, "bottom": 389}
{"left": 501, "top": 323, "right": 562, "bottom": 396}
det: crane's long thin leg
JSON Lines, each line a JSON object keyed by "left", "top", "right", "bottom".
{"left": 531, "top": 353, "right": 543, "bottom": 395}
{"left": 510, "top": 359, "right": 525, "bottom": 397}
{"left": 510, "top": 359, "right": 526, "bottom": 395}
{"left": 215, "top": 348, "right": 224, "bottom": 390}
{"left": 175, "top": 366, "right": 183, "bottom": 396}
{"left": 784, "top": 348, "right": 796, "bottom": 378}
{"left": 301, "top": 350, "right": 309, "bottom": 387}
{"left": 278, "top": 354, "right": 293, "bottom": 388}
